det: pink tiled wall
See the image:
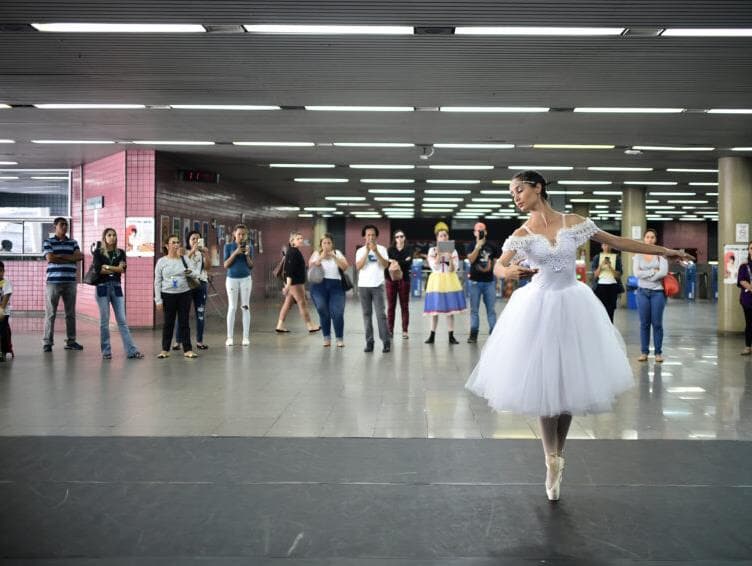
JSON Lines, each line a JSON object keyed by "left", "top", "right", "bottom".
{"left": 662, "top": 222, "right": 708, "bottom": 264}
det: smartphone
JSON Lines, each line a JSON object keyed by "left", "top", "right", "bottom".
{"left": 479, "top": 230, "right": 485, "bottom": 240}
{"left": 197, "top": 238, "right": 204, "bottom": 249}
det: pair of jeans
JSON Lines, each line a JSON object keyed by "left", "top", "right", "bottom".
{"left": 636, "top": 288, "right": 666, "bottom": 355}
{"left": 176, "top": 281, "right": 207, "bottom": 344}
{"left": 43, "top": 282, "right": 77, "bottom": 346}
{"left": 161, "top": 291, "right": 192, "bottom": 352}
{"left": 385, "top": 278, "right": 410, "bottom": 334}
{"left": 95, "top": 281, "right": 139, "bottom": 356}
{"left": 469, "top": 280, "right": 497, "bottom": 333}
{"left": 226, "top": 275, "right": 252, "bottom": 340}
{"left": 358, "top": 284, "right": 389, "bottom": 345}
{"left": 310, "top": 278, "right": 346, "bottom": 339}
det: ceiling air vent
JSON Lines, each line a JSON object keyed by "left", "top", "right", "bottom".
{"left": 621, "top": 27, "right": 665, "bottom": 37}
{"left": 414, "top": 26, "right": 455, "bottom": 35}
{"left": 203, "top": 25, "right": 245, "bottom": 34}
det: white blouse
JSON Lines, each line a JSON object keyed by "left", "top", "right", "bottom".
{"left": 310, "top": 250, "right": 345, "bottom": 280}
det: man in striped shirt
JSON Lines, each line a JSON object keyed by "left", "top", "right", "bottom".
{"left": 42, "top": 218, "right": 83, "bottom": 352}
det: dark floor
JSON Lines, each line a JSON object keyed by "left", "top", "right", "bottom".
{"left": 1, "top": 437, "right": 751, "bottom": 564}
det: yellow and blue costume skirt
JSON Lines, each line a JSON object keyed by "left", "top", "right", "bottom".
{"left": 424, "top": 272, "right": 467, "bottom": 315}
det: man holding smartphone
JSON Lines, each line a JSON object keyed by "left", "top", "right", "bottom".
{"left": 466, "top": 222, "right": 499, "bottom": 344}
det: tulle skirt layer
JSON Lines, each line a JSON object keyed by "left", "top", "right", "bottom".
{"left": 466, "top": 280, "right": 634, "bottom": 416}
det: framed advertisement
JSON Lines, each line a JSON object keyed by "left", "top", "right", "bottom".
{"left": 172, "top": 217, "right": 181, "bottom": 238}
{"left": 124, "top": 217, "right": 155, "bottom": 257}
{"left": 160, "top": 215, "right": 170, "bottom": 252}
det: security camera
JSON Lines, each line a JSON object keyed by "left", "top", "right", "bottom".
{"left": 418, "top": 145, "right": 435, "bottom": 160}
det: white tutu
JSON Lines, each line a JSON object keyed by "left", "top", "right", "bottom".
{"left": 466, "top": 217, "right": 634, "bottom": 416}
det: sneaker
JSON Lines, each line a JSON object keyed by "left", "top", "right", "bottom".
{"left": 43, "top": 345, "right": 52, "bottom": 353}
{"left": 64, "top": 342, "right": 84, "bottom": 351}
{"left": 467, "top": 332, "right": 478, "bottom": 344}
{"left": 382, "top": 342, "right": 391, "bottom": 353}
{"left": 241, "top": 338, "right": 250, "bottom": 346}
{"left": 225, "top": 337, "right": 234, "bottom": 347}
{"left": 364, "top": 342, "right": 374, "bottom": 353}
{"left": 102, "top": 353, "right": 112, "bottom": 360}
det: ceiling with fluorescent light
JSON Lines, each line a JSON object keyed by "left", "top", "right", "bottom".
{"left": 0, "top": 0, "right": 750, "bottom": 219}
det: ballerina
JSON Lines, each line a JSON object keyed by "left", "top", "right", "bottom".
{"left": 466, "top": 170, "right": 692, "bottom": 501}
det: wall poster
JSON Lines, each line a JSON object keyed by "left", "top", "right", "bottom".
{"left": 124, "top": 217, "right": 155, "bottom": 257}
{"left": 723, "top": 244, "right": 750, "bottom": 284}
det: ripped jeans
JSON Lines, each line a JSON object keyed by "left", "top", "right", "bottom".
{"left": 226, "top": 275, "right": 252, "bottom": 340}
{"left": 175, "top": 281, "right": 208, "bottom": 344}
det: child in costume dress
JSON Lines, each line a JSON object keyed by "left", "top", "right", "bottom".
{"left": 424, "top": 225, "right": 466, "bottom": 344}
{"left": 466, "top": 170, "right": 692, "bottom": 501}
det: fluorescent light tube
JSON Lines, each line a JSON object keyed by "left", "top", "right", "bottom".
{"left": 273, "top": 206, "right": 300, "bottom": 211}
{"left": 270, "top": 163, "right": 335, "bottom": 168}
{"left": 244, "top": 25, "right": 412, "bottom": 35}
{"left": 624, "top": 181, "right": 677, "bottom": 185}
{"left": 334, "top": 142, "right": 414, "bottom": 147}
{"left": 373, "top": 197, "right": 414, "bottom": 202}
{"left": 423, "top": 197, "right": 464, "bottom": 202}
{"left": 360, "top": 178, "right": 415, "bottom": 184}
{"left": 294, "top": 178, "right": 348, "bottom": 183}
{"left": 32, "top": 23, "right": 206, "bottom": 33}
{"left": 534, "top": 144, "right": 615, "bottom": 149}
{"left": 570, "top": 198, "right": 610, "bottom": 203}
{"left": 558, "top": 180, "right": 612, "bottom": 185}
{"left": 0, "top": 161, "right": 18, "bottom": 165}
{"left": 350, "top": 164, "right": 415, "bottom": 169}
{"left": 667, "top": 200, "right": 709, "bottom": 204}
{"left": 298, "top": 213, "right": 313, "bottom": 217}
{"left": 472, "top": 198, "right": 512, "bottom": 202}
{"left": 31, "top": 139, "right": 114, "bottom": 144}
{"left": 0, "top": 140, "right": 16, "bottom": 143}
{"left": 34, "top": 103, "right": 145, "bottom": 109}
{"left": 424, "top": 189, "right": 472, "bottom": 194}
{"left": 440, "top": 106, "right": 549, "bottom": 113}
{"left": 303, "top": 207, "right": 337, "bottom": 211}
{"left": 666, "top": 168, "right": 717, "bottom": 173}
{"left": 434, "top": 143, "right": 514, "bottom": 149}
{"left": 428, "top": 165, "right": 493, "bottom": 170}
{"left": 324, "top": 196, "right": 366, "bottom": 201}
{"left": 367, "top": 189, "right": 415, "bottom": 194}
{"left": 648, "top": 192, "right": 695, "bottom": 196}
{"left": 508, "top": 165, "right": 574, "bottom": 170}
{"left": 233, "top": 141, "right": 314, "bottom": 146}
{"left": 662, "top": 28, "right": 752, "bottom": 37}
{"left": 171, "top": 104, "right": 280, "bottom": 110}
{"left": 0, "top": 176, "right": 19, "bottom": 180}
{"left": 588, "top": 166, "right": 654, "bottom": 171}
{"left": 632, "top": 145, "right": 715, "bottom": 151}
{"left": 426, "top": 179, "right": 480, "bottom": 184}
{"left": 731, "top": 147, "right": 752, "bottom": 151}
{"left": 0, "top": 104, "right": 10, "bottom": 109}
{"left": 133, "top": 140, "right": 214, "bottom": 145}
{"left": 306, "top": 106, "right": 413, "bottom": 111}
{"left": 593, "top": 191, "right": 623, "bottom": 195}
{"left": 688, "top": 182, "right": 718, "bottom": 186}
{"left": 574, "top": 107, "right": 683, "bottom": 113}
{"left": 547, "top": 190, "right": 584, "bottom": 195}
{"left": 455, "top": 26, "right": 624, "bottom": 36}
{"left": 706, "top": 108, "right": 752, "bottom": 114}
{"left": 31, "top": 176, "right": 68, "bottom": 180}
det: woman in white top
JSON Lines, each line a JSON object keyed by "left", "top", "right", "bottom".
{"left": 173, "top": 230, "right": 210, "bottom": 350}
{"left": 308, "top": 233, "right": 350, "bottom": 347}
{"left": 633, "top": 229, "right": 669, "bottom": 363}
{"left": 154, "top": 234, "right": 198, "bottom": 359}
{"left": 423, "top": 225, "right": 467, "bottom": 344}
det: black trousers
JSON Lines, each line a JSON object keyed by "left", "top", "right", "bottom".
{"left": 0, "top": 316, "right": 11, "bottom": 354}
{"left": 744, "top": 306, "right": 752, "bottom": 347}
{"left": 595, "top": 283, "right": 619, "bottom": 323}
{"left": 162, "top": 291, "right": 192, "bottom": 352}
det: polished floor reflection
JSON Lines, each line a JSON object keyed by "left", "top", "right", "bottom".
{"left": 1, "top": 296, "right": 750, "bottom": 440}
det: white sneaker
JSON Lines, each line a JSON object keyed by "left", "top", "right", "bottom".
{"left": 241, "top": 338, "right": 250, "bottom": 346}
{"left": 225, "top": 337, "right": 234, "bottom": 347}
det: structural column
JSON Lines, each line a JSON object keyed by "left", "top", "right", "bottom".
{"left": 718, "top": 157, "right": 752, "bottom": 334}
{"left": 621, "top": 186, "right": 646, "bottom": 279}
{"left": 312, "top": 217, "right": 328, "bottom": 250}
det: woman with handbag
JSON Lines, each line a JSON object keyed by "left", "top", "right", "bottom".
{"left": 155, "top": 234, "right": 198, "bottom": 359}
{"left": 308, "top": 233, "right": 349, "bottom": 347}
{"left": 276, "top": 232, "right": 319, "bottom": 333}
{"left": 633, "top": 229, "right": 669, "bottom": 363}
{"left": 591, "top": 242, "right": 623, "bottom": 323}
{"left": 386, "top": 229, "right": 412, "bottom": 340}
{"left": 223, "top": 224, "right": 254, "bottom": 346}
{"left": 173, "top": 230, "right": 210, "bottom": 350}
{"left": 93, "top": 228, "right": 142, "bottom": 360}
{"left": 738, "top": 241, "right": 752, "bottom": 356}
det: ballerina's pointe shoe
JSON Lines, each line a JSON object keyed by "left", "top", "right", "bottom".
{"left": 545, "top": 454, "right": 565, "bottom": 501}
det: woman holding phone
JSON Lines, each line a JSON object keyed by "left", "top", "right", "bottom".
{"left": 174, "top": 230, "right": 210, "bottom": 349}
{"left": 223, "top": 224, "right": 254, "bottom": 346}
{"left": 423, "top": 223, "right": 466, "bottom": 344}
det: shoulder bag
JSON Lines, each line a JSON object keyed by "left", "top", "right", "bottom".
{"left": 180, "top": 256, "right": 201, "bottom": 289}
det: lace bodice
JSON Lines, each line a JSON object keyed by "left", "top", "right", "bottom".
{"left": 502, "top": 217, "right": 599, "bottom": 288}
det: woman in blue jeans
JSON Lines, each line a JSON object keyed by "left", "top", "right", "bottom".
{"left": 93, "top": 228, "right": 142, "bottom": 360}
{"left": 308, "top": 234, "right": 349, "bottom": 347}
{"left": 633, "top": 229, "right": 668, "bottom": 363}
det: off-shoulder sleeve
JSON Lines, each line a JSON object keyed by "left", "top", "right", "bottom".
{"left": 501, "top": 236, "right": 530, "bottom": 261}
{"left": 568, "top": 218, "right": 600, "bottom": 246}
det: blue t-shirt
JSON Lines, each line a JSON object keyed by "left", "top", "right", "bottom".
{"left": 224, "top": 242, "right": 253, "bottom": 279}
{"left": 43, "top": 235, "right": 80, "bottom": 283}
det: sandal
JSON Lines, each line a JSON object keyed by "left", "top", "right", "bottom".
{"left": 308, "top": 326, "right": 321, "bottom": 333}
{"left": 157, "top": 351, "right": 170, "bottom": 359}
{"left": 196, "top": 344, "right": 209, "bottom": 350}
{"left": 655, "top": 355, "right": 664, "bottom": 363}
{"left": 128, "top": 352, "right": 144, "bottom": 359}
{"left": 184, "top": 351, "right": 199, "bottom": 359}
{"left": 323, "top": 340, "right": 331, "bottom": 347}
{"left": 336, "top": 341, "right": 345, "bottom": 348}
{"left": 741, "top": 347, "right": 751, "bottom": 356}
{"left": 275, "top": 328, "right": 290, "bottom": 333}
{"left": 637, "top": 354, "right": 648, "bottom": 362}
